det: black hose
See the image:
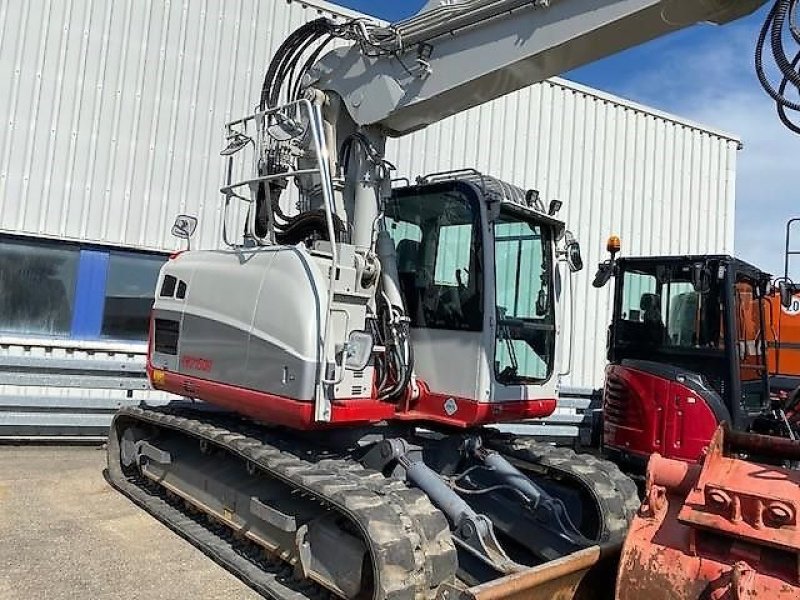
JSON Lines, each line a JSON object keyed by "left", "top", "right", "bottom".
{"left": 273, "top": 210, "right": 345, "bottom": 246}
{"left": 756, "top": 1, "right": 800, "bottom": 133}
{"left": 290, "top": 34, "right": 337, "bottom": 102}
{"left": 259, "top": 19, "right": 335, "bottom": 111}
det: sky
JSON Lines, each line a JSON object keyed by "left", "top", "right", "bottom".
{"left": 330, "top": 1, "right": 800, "bottom": 277}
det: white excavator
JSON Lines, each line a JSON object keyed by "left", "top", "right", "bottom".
{"left": 106, "top": 1, "right": 800, "bottom": 598}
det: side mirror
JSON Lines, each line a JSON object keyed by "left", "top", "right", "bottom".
{"left": 566, "top": 239, "right": 583, "bottom": 272}
{"left": 171, "top": 215, "right": 198, "bottom": 250}
{"left": 780, "top": 280, "right": 794, "bottom": 309}
{"left": 559, "top": 231, "right": 583, "bottom": 273}
{"left": 592, "top": 262, "right": 615, "bottom": 288}
{"left": 172, "top": 214, "right": 198, "bottom": 239}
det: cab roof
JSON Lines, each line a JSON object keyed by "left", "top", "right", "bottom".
{"left": 617, "top": 254, "right": 771, "bottom": 281}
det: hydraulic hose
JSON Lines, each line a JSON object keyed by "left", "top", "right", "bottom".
{"left": 756, "top": 1, "right": 800, "bottom": 133}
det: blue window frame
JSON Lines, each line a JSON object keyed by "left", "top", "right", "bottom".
{"left": 0, "top": 235, "right": 167, "bottom": 342}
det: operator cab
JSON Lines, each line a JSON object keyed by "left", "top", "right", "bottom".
{"left": 598, "top": 253, "right": 772, "bottom": 468}
{"left": 384, "top": 172, "right": 575, "bottom": 423}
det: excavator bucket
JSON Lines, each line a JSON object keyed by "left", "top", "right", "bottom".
{"left": 617, "top": 425, "right": 800, "bottom": 599}
{"left": 444, "top": 543, "right": 622, "bottom": 600}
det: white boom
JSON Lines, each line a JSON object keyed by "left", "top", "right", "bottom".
{"left": 308, "top": 0, "right": 765, "bottom": 136}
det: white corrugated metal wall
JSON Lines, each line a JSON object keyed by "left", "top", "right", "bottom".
{"left": 0, "top": 0, "right": 738, "bottom": 390}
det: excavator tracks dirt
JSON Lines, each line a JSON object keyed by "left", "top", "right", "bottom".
{"left": 107, "top": 405, "right": 638, "bottom": 600}
{"left": 484, "top": 434, "right": 640, "bottom": 543}
{"left": 106, "top": 405, "right": 458, "bottom": 600}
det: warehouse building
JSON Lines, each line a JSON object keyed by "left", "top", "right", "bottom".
{"left": 0, "top": 0, "right": 739, "bottom": 438}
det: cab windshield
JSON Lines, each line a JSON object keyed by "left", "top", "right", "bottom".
{"left": 612, "top": 258, "right": 769, "bottom": 414}
{"left": 615, "top": 262, "right": 725, "bottom": 354}
{"left": 494, "top": 210, "right": 555, "bottom": 384}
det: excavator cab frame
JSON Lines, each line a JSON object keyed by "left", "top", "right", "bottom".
{"left": 600, "top": 254, "right": 785, "bottom": 469}
{"left": 384, "top": 173, "right": 569, "bottom": 427}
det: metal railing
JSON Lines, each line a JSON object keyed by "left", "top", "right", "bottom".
{"left": 0, "top": 338, "right": 597, "bottom": 443}
{"left": 0, "top": 343, "right": 170, "bottom": 442}
{"left": 218, "top": 98, "right": 339, "bottom": 422}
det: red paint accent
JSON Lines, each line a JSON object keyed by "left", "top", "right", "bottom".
{"left": 145, "top": 314, "right": 555, "bottom": 429}
{"left": 181, "top": 355, "right": 213, "bottom": 373}
{"left": 603, "top": 364, "right": 720, "bottom": 463}
{"left": 148, "top": 366, "right": 395, "bottom": 429}
{"left": 146, "top": 358, "right": 555, "bottom": 430}
{"left": 394, "top": 382, "right": 556, "bottom": 428}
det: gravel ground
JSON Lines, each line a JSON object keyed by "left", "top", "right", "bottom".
{"left": 0, "top": 445, "right": 261, "bottom": 600}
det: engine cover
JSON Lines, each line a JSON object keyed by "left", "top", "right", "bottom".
{"left": 149, "top": 245, "right": 327, "bottom": 409}
{"left": 603, "top": 361, "right": 729, "bottom": 467}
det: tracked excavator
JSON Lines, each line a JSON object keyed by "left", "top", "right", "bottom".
{"left": 592, "top": 248, "right": 800, "bottom": 471}
{"left": 105, "top": 0, "right": 800, "bottom": 598}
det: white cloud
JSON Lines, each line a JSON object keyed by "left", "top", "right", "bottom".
{"left": 584, "top": 20, "right": 800, "bottom": 278}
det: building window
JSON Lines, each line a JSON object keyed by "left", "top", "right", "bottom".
{"left": 0, "top": 238, "right": 79, "bottom": 337}
{"left": 0, "top": 235, "right": 167, "bottom": 343}
{"left": 102, "top": 251, "right": 166, "bottom": 340}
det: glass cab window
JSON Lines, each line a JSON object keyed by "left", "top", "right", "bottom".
{"left": 494, "top": 212, "right": 555, "bottom": 383}
{"left": 384, "top": 184, "right": 483, "bottom": 331}
{"left": 616, "top": 265, "right": 724, "bottom": 351}
{"left": 734, "top": 278, "right": 768, "bottom": 412}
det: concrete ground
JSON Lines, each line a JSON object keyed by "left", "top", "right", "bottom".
{"left": 0, "top": 445, "right": 261, "bottom": 600}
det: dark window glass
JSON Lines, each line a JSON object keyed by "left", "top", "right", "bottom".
{"left": 160, "top": 275, "right": 177, "bottom": 297}
{"left": 385, "top": 185, "right": 483, "bottom": 331}
{"left": 0, "top": 238, "right": 79, "bottom": 336}
{"left": 617, "top": 265, "right": 725, "bottom": 351}
{"left": 102, "top": 252, "right": 166, "bottom": 340}
{"left": 176, "top": 281, "right": 187, "bottom": 299}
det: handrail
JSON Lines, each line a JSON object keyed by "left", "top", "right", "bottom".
{"left": 218, "top": 98, "right": 340, "bottom": 422}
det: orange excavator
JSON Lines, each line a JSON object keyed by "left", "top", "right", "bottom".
{"left": 766, "top": 218, "right": 800, "bottom": 407}
{"left": 105, "top": 1, "right": 800, "bottom": 598}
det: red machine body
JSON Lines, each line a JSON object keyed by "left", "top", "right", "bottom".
{"left": 600, "top": 255, "right": 775, "bottom": 469}
{"left": 603, "top": 363, "right": 723, "bottom": 465}
{"left": 616, "top": 425, "right": 800, "bottom": 599}
{"left": 147, "top": 361, "right": 556, "bottom": 430}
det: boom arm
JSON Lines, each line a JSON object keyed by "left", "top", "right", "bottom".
{"left": 307, "top": 0, "right": 766, "bottom": 136}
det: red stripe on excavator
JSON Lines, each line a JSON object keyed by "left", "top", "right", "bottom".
{"left": 149, "top": 366, "right": 396, "bottom": 428}
{"left": 396, "top": 384, "right": 557, "bottom": 427}
{"left": 147, "top": 366, "right": 556, "bottom": 429}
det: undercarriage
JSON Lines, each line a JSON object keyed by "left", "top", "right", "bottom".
{"left": 107, "top": 403, "right": 638, "bottom": 599}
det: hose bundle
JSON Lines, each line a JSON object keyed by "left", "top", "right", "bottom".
{"left": 756, "top": 0, "right": 800, "bottom": 133}
{"left": 259, "top": 18, "right": 342, "bottom": 111}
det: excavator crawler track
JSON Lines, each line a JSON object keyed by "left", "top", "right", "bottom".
{"left": 484, "top": 434, "right": 640, "bottom": 542}
{"left": 106, "top": 405, "right": 457, "bottom": 600}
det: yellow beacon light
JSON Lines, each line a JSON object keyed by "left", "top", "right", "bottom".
{"left": 606, "top": 235, "right": 621, "bottom": 255}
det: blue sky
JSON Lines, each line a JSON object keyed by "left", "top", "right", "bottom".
{"left": 330, "top": 1, "right": 800, "bottom": 277}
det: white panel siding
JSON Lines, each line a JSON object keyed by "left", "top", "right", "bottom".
{"left": 0, "top": 0, "right": 738, "bottom": 389}
{"left": 0, "top": 0, "right": 359, "bottom": 251}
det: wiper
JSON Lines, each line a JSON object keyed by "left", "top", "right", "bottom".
{"left": 498, "top": 365, "right": 519, "bottom": 383}
{"left": 497, "top": 307, "right": 519, "bottom": 377}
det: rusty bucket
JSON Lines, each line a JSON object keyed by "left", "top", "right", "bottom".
{"left": 617, "top": 425, "right": 800, "bottom": 599}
